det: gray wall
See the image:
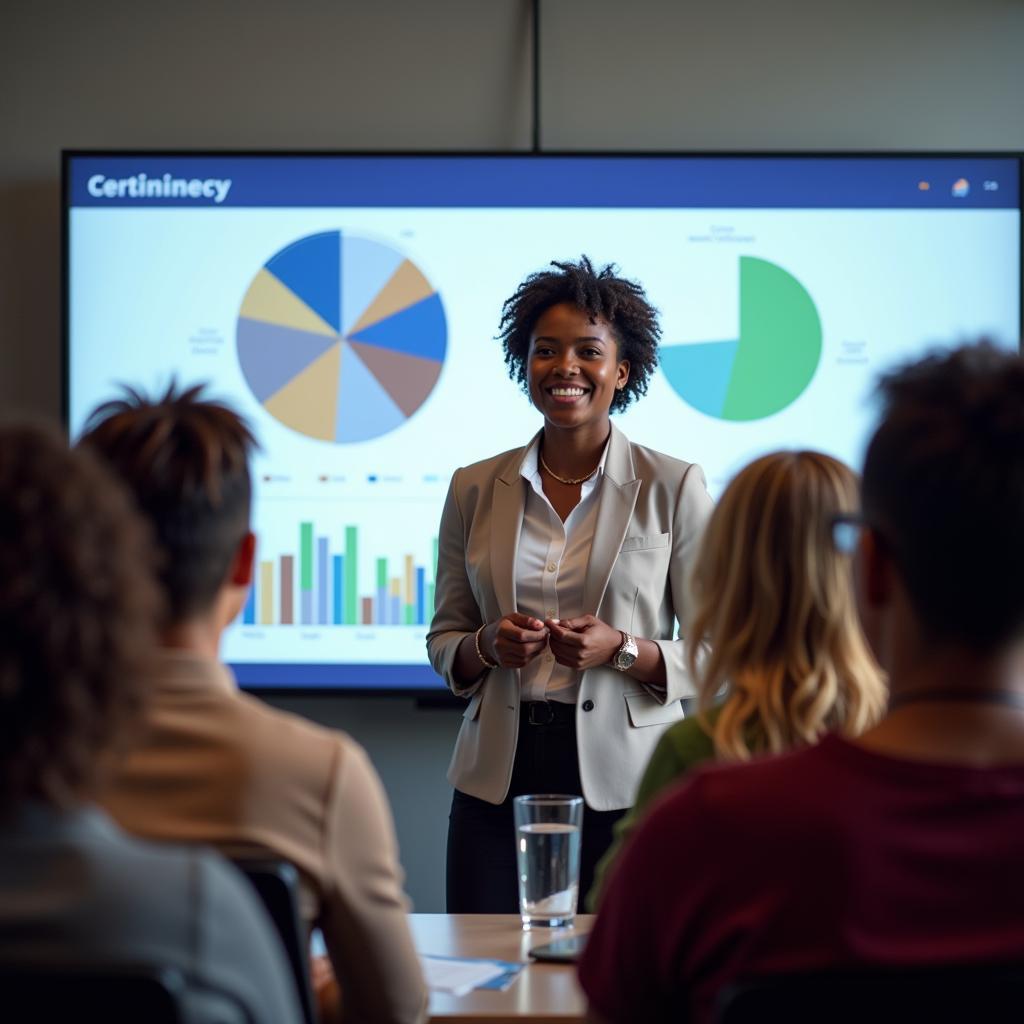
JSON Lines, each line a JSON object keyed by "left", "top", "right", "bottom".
{"left": 2, "top": 0, "right": 1023, "bottom": 910}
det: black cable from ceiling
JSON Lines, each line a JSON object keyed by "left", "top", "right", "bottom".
{"left": 532, "top": 0, "right": 542, "bottom": 153}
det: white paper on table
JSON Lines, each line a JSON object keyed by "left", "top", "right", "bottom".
{"left": 420, "top": 955, "right": 509, "bottom": 995}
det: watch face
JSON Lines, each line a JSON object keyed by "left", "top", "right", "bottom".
{"left": 615, "top": 649, "right": 637, "bottom": 670}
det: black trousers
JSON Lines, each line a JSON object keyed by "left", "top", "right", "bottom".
{"left": 446, "top": 701, "right": 623, "bottom": 913}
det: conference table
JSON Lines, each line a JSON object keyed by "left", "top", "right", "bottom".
{"left": 409, "top": 914, "right": 594, "bottom": 1023}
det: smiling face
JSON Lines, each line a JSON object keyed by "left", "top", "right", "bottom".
{"left": 527, "top": 303, "right": 630, "bottom": 437}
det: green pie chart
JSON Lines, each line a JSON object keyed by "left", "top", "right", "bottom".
{"left": 661, "top": 256, "right": 822, "bottom": 421}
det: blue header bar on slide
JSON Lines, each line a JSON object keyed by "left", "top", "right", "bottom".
{"left": 68, "top": 154, "right": 1020, "bottom": 210}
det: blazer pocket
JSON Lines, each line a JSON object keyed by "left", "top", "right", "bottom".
{"left": 619, "top": 532, "right": 671, "bottom": 553}
{"left": 463, "top": 691, "right": 484, "bottom": 721}
{"left": 624, "top": 692, "right": 685, "bottom": 728}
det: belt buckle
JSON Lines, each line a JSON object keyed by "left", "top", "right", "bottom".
{"left": 527, "top": 702, "right": 555, "bottom": 726}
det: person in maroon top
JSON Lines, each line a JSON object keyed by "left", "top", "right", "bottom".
{"left": 579, "top": 342, "right": 1024, "bottom": 1024}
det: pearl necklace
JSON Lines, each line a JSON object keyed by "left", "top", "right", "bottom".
{"left": 539, "top": 450, "right": 600, "bottom": 485}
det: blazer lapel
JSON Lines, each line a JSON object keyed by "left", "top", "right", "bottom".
{"left": 583, "top": 425, "right": 640, "bottom": 615}
{"left": 489, "top": 443, "right": 531, "bottom": 617}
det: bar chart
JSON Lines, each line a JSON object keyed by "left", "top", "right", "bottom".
{"left": 241, "top": 521, "right": 438, "bottom": 628}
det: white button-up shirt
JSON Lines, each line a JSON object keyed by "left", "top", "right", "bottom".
{"left": 515, "top": 436, "right": 608, "bottom": 704}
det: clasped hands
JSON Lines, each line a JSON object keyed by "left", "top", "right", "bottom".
{"left": 479, "top": 613, "right": 622, "bottom": 671}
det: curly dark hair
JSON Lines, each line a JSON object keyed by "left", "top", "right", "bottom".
{"left": 79, "top": 382, "right": 257, "bottom": 624}
{"left": 863, "top": 341, "right": 1024, "bottom": 650}
{"left": 0, "top": 423, "right": 162, "bottom": 808}
{"left": 497, "top": 256, "right": 661, "bottom": 413}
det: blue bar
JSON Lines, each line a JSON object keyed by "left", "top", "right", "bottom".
{"left": 232, "top": 662, "right": 443, "bottom": 689}
{"left": 390, "top": 594, "right": 401, "bottom": 624}
{"left": 242, "top": 584, "right": 256, "bottom": 625}
{"left": 332, "top": 555, "right": 342, "bottom": 625}
{"left": 301, "top": 589, "right": 312, "bottom": 625}
{"left": 377, "top": 587, "right": 389, "bottom": 625}
{"left": 317, "top": 537, "right": 328, "bottom": 625}
{"left": 416, "top": 567, "right": 426, "bottom": 625}
{"left": 67, "top": 154, "right": 1020, "bottom": 210}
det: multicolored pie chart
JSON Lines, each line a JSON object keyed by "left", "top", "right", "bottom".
{"left": 236, "top": 231, "right": 447, "bottom": 442}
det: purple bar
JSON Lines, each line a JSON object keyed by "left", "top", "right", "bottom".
{"left": 317, "top": 537, "right": 328, "bottom": 625}
{"left": 280, "top": 556, "right": 294, "bottom": 625}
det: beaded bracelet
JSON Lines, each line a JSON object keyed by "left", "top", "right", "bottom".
{"left": 474, "top": 624, "right": 498, "bottom": 669}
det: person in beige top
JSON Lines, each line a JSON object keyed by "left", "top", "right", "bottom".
{"left": 80, "top": 384, "right": 428, "bottom": 1024}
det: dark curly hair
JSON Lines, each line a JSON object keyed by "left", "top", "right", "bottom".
{"left": 79, "top": 382, "right": 257, "bottom": 624}
{"left": 863, "top": 341, "right": 1024, "bottom": 650}
{"left": 0, "top": 424, "right": 162, "bottom": 808}
{"left": 497, "top": 256, "right": 661, "bottom": 413}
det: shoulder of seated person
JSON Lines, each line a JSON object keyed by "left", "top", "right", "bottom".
{"left": 674, "top": 740, "right": 831, "bottom": 813}
{"left": 662, "top": 709, "right": 717, "bottom": 751}
{"left": 231, "top": 689, "right": 362, "bottom": 758}
{"left": 84, "top": 817, "right": 229, "bottom": 899}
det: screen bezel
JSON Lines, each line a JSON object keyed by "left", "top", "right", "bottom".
{"left": 61, "top": 149, "right": 1024, "bottom": 697}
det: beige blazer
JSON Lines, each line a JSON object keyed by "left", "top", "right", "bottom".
{"left": 427, "top": 424, "right": 714, "bottom": 812}
{"left": 99, "top": 651, "right": 428, "bottom": 1024}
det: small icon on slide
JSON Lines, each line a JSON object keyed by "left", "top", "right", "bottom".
{"left": 951, "top": 178, "right": 970, "bottom": 199}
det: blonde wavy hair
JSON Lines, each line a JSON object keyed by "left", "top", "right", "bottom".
{"left": 688, "top": 451, "right": 886, "bottom": 761}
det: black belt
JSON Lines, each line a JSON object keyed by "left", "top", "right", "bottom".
{"left": 522, "top": 701, "right": 575, "bottom": 727}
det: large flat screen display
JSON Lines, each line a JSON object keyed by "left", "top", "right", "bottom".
{"left": 64, "top": 152, "right": 1022, "bottom": 692}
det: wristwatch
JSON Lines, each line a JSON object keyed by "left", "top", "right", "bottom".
{"left": 611, "top": 631, "right": 639, "bottom": 672}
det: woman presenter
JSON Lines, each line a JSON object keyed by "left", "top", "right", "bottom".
{"left": 427, "top": 257, "right": 713, "bottom": 912}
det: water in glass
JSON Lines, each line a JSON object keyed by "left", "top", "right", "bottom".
{"left": 516, "top": 821, "right": 581, "bottom": 928}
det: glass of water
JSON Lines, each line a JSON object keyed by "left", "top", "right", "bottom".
{"left": 513, "top": 794, "right": 584, "bottom": 930}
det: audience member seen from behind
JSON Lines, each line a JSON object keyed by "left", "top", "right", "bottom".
{"left": 580, "top": 343, "right": 1024, "bottom": 1024}
{"left": 587, "top": 450, "right": 886, "bottom": 909}
{"left": 0, "top": 425, "right": 301, "bottom": 1024}
{"left": 80, "top": 385, "right": 427, "bottom": 1024}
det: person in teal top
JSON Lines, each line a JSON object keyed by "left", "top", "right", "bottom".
{"left": 588, "top": 450, "right": 888, "bottom": 909}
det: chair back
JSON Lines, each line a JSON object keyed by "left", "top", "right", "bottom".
{"left": 0, "top": 963, "right": 186, "bottom": 1023}
{"left": 229, "top": 856, "right": 318, "bottom": 1024}
{"left": 717, "top": 963, "right": 1024, "bottom": 1024}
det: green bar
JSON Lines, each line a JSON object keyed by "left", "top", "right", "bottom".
{"left": 376, "top": 557, "right": 387, "bottom": 590}
{"left": 404, "top": 604, "right": 415, "bottom": 624}
{"left": 344, "top": 526, "right": 358, "bottom": 625}
{"left": 300, "top": 522, "right": 313, "bottom": 590}
{"left": 427, "top": 583, "right": 435, "bottom": 618}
